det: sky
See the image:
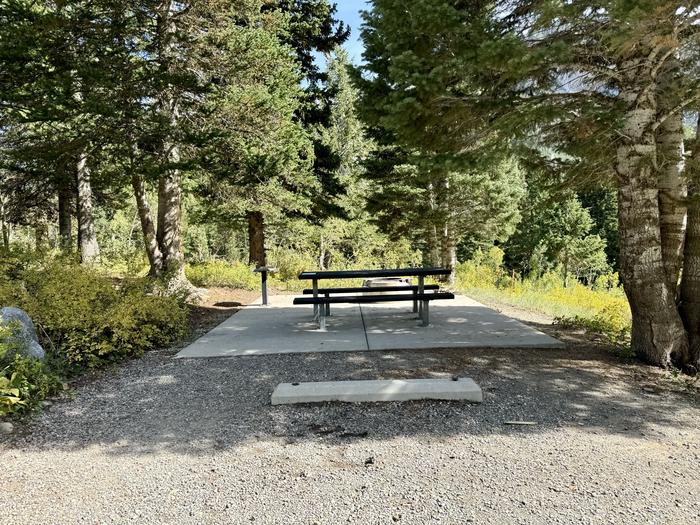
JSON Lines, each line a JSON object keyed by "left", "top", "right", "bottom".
{"left": 335, "top": 1, "right": 369, "bottom": 63}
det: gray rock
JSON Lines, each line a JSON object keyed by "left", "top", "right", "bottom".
{"left": 0, "top": 421, "right": 13, "bottom": 434}
{"left": 0, "top": 306, "right": 45, "bottom": 360}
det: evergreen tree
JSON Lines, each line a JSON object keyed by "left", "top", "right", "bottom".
{"left": 357, "top": 0, "right": 700, "bottom": 369}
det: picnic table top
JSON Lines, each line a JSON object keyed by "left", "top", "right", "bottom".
{"left": 298, "top": 267, "right": 452, "bottom": 280}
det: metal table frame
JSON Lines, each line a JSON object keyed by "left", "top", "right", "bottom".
{"left": 298, "top": 268, "right": 453, "bottom": 326}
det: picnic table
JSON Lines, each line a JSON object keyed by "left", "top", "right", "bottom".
{"left": 295, "top": 268, "right": 454, "bottom": 329}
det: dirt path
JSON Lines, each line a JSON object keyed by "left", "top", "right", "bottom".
{"left": 1, "top": 289, "right": 698, "bottom": 524}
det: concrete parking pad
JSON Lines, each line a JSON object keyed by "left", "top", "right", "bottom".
{"left": 271, "top": 377, "right": 483, "bottom": 405}
{"left": 176, "top": 294, "right": 563, "bottom": 358}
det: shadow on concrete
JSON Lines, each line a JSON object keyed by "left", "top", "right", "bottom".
{"left": 7, "top": 330, "right": 698, "bottom": 456}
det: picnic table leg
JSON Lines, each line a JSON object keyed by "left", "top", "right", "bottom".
{"left": 319, "top": 300, "right": 327, "bottom": 331}
{"left": 412, "top": 289, "right": 418, "bottom": 313}
{"left": 313, "top": 278, "right": 319, "bottom": 320}
{"left": 422, "top": 300, "right": 429, "bottom": 326}
{"left": 325, "top": 293, "right": 331, "bottom": 316}
{"left": 417, "top": 275, "right": 424, "bottom": 318}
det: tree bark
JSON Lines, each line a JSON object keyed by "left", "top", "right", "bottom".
{"left": 615, "top": 61, "right": 688, "bottom": 367}
{"left": 157, "top": 164, "right": 186, "bottom": 280}
{"left": 680, "top": 124, "right": 700, "bottom": 369}
{"left": 248, "top": 211, "right": 266, "bottom": 267}
{"left": 34, "top": 222, "right": 48, "bottom": 252}
{"left": 438, "top": 177, "right": 455, "bottom": 284}
{"left": 132, "top": 172, "right": 163, "bottom": 277}
{"left": 76, "top": 152, "right": 100, "bottom": 263}
{"left": 656, "top": 72, "right": 687, "bottom": 291}
{"left": 57, "top": 184, "right": 73, "bottom": 251}
{"left": 440, "top": 222, "right": 456, "bottom": 285}
{"left": 153, "top": 0, "right": 191, "bottom": 290}
{"left": 0, "top": 195, "right": 9, "bottom": 250}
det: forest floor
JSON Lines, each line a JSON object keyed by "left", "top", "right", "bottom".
{"left": 1, "top": 288, "right": 699, "bottom": 525}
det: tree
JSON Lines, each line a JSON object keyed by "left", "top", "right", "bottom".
{"left": 356, "top": 0, "right": 525, "bottom": 281}
{"left": 357, "top": 0, "right": 700, "bottom": 369}
{"left": 192, "top": 3, "right": 316, "bottom": 269}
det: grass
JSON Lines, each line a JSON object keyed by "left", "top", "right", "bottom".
{"left": 454, "top": 249, "right": 631, "bottom": 344}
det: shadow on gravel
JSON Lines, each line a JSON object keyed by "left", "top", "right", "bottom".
{"left": 7, "top": 333, "right": 699, "bottom": 456}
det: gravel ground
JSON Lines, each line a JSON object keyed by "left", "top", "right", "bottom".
{"left": 1, "top": 296, "right": 699, "bottom": 525}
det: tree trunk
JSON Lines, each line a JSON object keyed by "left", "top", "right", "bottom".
{"left": 153, "top": 1, "right": 192, "bottom": 290}
{"left": 76, "top": 152, "right": 100, "bottom": 263}
{"left": 248, "top": 211, "right": 266, "bottom": 267}
{"left": 57, "top": 185, "right": 73, "bottom": 251}
{"left": 438, "top": 177, "right": 455, "bottom": 284}
{"left": 319, "top": 233, "right": 326, "bottom": 270}
{"left": 656, "top": 81, "right": 687, "bottom": 291}
{"left": 680, "top": 125, "right": 700, "bottom": 369}
{"left": 34, "top": 222, "right": 48, "bottom": 252}
{"left": 0, "top": 195, "right": 9, "bottom": 250}
{"left": 440, "top": 222, "right": 456, "bottom": 285}
{"left": 615, "top": 65, "right": 688, "bottom": 367}
{"left": 157, "top": 166, "right": 186, "bottom": 280}
{"left": 132, "top": 172, "right": 163, "bottom": 277}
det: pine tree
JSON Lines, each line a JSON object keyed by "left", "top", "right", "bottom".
{"left": 357, "top": 0, "right": 700, "bottom": 369}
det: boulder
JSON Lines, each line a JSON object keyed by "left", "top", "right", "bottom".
{"left": 0, "top": 307, "right": 45, "bottom": 360}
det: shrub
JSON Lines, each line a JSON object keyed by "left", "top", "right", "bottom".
{"left": 186, "top": 260, "right": 259, "bottom": 290}
{"left": 14, "top": 262, "right": 188, "bottom": 367}
{"left": 557, "top": 302, "right": 631, "bottom": 345}
{"left": 455, "top": 250, "right": 632, "bottom": 343}
{"left": 0, "top": 326, "right": 62, "bottom": 416}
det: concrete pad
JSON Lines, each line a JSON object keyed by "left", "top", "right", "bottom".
{"left": 176, "top": 293, "right": 563, "bottom": 358}
{"left": 271, "top": 377, "right": 482, "bottom": 405}
{"left": 176, "top": 295, "right": 368, "bottom": 358}
{"left": 362, "top": 295, "right": 565, "bottom": 350}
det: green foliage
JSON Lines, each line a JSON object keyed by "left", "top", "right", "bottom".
{"left": 0, "top": 326, "right": 62, "bottom": 416}
{"left": 186, "top": 261, "right": 260, "bottom": 290}
{"left": 505, "top": 183, "right": 611, "bottom": 282}
{"left": 8, "top": 260, "right": 187, "bottom": 367}
{"left": 455, "top": 247, "right": 631, "bottom": 343}
{"left": 557, "top": 303, "right": 632, "bottom": 346}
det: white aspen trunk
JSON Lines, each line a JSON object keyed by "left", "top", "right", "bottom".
{"left": 680, "top": 124, "right": 700, "bottom": 369}
{"left": 440, "top": 224, "right": 456, "bottom": 285}
{"left": 615, "top": 57, "right": 688, "bottom": 368}
{"left": 656, "top": 73, "right": 687, "bottom": 291}
{"left": 439, "top": 177, "right": 455, "bottom": 284}
{"left": 0, "top": 194, "right": 9, "bottom": 250}
{"left": 76, "top": 152, "right": 100, "bottom": 263}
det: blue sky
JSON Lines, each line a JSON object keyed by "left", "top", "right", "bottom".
{"left": 335, "top": 1, "right": 369, "bottom": 63}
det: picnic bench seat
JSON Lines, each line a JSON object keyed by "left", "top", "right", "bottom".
{"left": 294, "top": 292, "right": 455, "bottom": 329}
{"left": 301, "top": 284, "right": 440, "bottom": 295}
{"left": 302, "top": 284, "right": 440, "bottom": 317}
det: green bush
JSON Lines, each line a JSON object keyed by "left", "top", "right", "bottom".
{"left": 13, "top": 262, "right": 188, "bottom": 367}
{"left": 186, "top": 260, "right": 260, "bottom": 290}
{"left": 0, "top": 326, "right": 62, "bottom": 416}
{"left": 455, "top": 249, "right": 632, "bottom": 341}
{"left": 557, "top": 302, "right": 632, "bottom": 345}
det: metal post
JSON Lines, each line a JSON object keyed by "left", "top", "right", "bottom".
{"left": 312, "top": 278, "right": 319, "bottom": 320}
{"left": 319, "top": 299, "right": 327, "bottom": 331}
{"left": 417, "top": 275, "right": 424, "bottom": 318}
{"left": 261, "top": 270, "right": 268, "bottom": 306}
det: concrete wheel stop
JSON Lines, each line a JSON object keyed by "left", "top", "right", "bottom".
{"left": 271, "top": 377, "right": 482, "bottom": 405}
